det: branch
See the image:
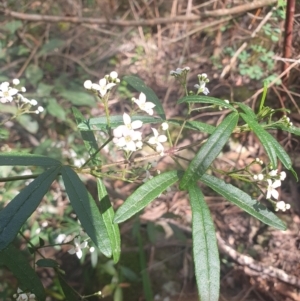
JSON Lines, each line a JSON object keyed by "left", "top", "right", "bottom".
{"left": 2, "top": 0, "right": 278, "bottom": 26}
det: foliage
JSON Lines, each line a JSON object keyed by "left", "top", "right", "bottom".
{"left": 0, "top": 65, "right": 298, "bottom": 301}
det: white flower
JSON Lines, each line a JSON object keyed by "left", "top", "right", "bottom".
{"left": 194, "top": 83, "right": 209, "bottom": 95}
{"left": 110, "top": 71, "right": 118, "bottom": 79}
{"left": 68, "top": 237, "right": 88, "bottom": 259}
{"left": 254, "top": 174, "right": 264, "bottom": 181}
{"left": 170, "top": 67, "right": 190, "bottom": 76}
{"left": 13, "top": 78, "right": 20, "bottom": 85}
{"left": 161, "top": 122, "right": 169, "bottom": 130}
{"left": 30, "top": 99, "right": 38, "bottom": 106}
{"left": 280, "top": 171, "right": 286, "bottom": 181}
{"left": 37, "top": 106, "right": 44, "bottom": 112}
{"left": 0, "top": 82, "right": 18, "bottom": 103}
{"left": 113, "top": 128, "right": 142, "bottom": 152}
{"left": 269, "top": 169, "right": 278, "bottom": 177}
{"left": 83, "top": 80, "right": 93, "bottom": 89}
{"left": 113, "top": 113, "right": 143, "bottom": 138}
{"left": 92, "top": 78, "right": 116, "bottom": 97}
{"left": 148, "top": 128, "right": 167, "bottom": 155}
{"left": 133, "top": 92, "right": 156, "bottom": 116}
{"left": 14, "top": 288, "right": 36, "bottom": 301}
{"left": 224, "top": 99, "right": 230, "bottom": 104}
{"left": 266, "top": 179, "right": 281, "bottom": 200}
{"left": 21, "top": 87, "right": 26, "bottom": 92}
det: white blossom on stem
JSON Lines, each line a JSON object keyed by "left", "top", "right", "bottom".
{"left": 113, "top": 113, "right": 143, "bottom": 138}
{"left": 92, "top": 78, "right": 116, "bottom": 97}
{"left": 0, "top": 82, "right": 18, "bottom": 103}
{"left": 266, "top": 179, "right": 281, "bottom": 200}
{"left": 148, "top": 128, "right": 167, "bottom": 155}
{"left": 113, "top": 128, "right": 142, "bottom": 152}
{"left": 68, "top": 237, "right": 88, "bottom": 259}
{"left": 132, "top": 92, "right": 156, "bottom": 116}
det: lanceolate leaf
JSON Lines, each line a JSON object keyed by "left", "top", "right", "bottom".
{"left": 114, "top": 171, "right": 182, "bottom": 223}
{"left": 0, "top": 165, "right": 61, "bottom": 250}
{"left": 188, "top": 184, "right": 220, "bottom": 301}
{"left": 61, "top": 166, "right": 112, "bottom": 257}
{"left": 241, "top": 113, "right": 293, "bottom": 171}
{"left": 123, "top": 75, "right": 166, "bottom": 119}
{"left": 178, "top": 95, "right": 237, "bottom": 111}
{"left": 78, "top": 115, "right": 163, "bottom": 132}
{"left": 200, "top": 174, "right": 286, "bottom": 230}
{"left": 235, "top": 102, "right": 257, "bottom": 119}
{"left": 180, "top": 112, "right": 238, "bottom": 190}
{"left": 72, "top": 107, "right": 101, "bottom": 166}
{"left": 168, "top": 119, "right": 215, "bottom": 134}
{"left": 0, "top": 152, "right": 61, "bottom": 166}
{"left": 0, "top": 244, "right": 46, "bottom": 301}
{"left": 97, "top": 178, "right": 121, "bottom": 263}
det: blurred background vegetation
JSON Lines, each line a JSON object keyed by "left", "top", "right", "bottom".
{"left": 1, "top": 0, "right": 300, "bottom": 300}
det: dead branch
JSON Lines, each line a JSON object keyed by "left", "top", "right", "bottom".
{"left": 1, "top": 0, "right": 277, "bottom": 26}
{"left": 217, "top": 232, "right": 300, "bottom": 288}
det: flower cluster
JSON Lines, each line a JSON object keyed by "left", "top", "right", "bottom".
{"left": 282, "top": 115, "right": 293, "bottom": 127}
{"left": 13, "top": 288, "right": 36, "bottom": 301}
{"left": 0, "top": 80, "right": 43, "bottom": 114}
{"left": 83, "top": 71, "right": 119, "bottom": 98}
{"left": 194, "top": 73, "right": 210, "bottom": 95}
{"left": 275, "top": 200, "right": 291, "bottom": 212}
{"left": 170, "top": 66, "right": 190, "bottom": 77}
{"left": 113, "top": 113, "right": 143, "bottom": 152}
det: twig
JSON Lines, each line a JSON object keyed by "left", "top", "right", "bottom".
{"left": 203, "top": 0, "right": 277, "bottom": 17}
{"left": 216, "top": 232, "right": 300, "bottom": 288}
{"left": 2, "top": 0, "right": 277, "bottom": 26}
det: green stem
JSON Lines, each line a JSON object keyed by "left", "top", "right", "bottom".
{"left": 80, "top": 136, "right": 113, "bottom": 168}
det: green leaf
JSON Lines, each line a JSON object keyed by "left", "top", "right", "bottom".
{"left": 201, "top": 174, "right": 286, "bottom": 230}
{"left": 78, "top": 115, "right": 163, "bottom": 132}
{"left": 114, "top": 171, "right": 182, "bottom": 223}
{"left": 3, "top": 21, "right": 23, "bottom": 34}
{"left": 137, "top": 229, "right": 153, "bottom": 301}
{"left": 47, "top": 98, "right": 66, "bottom": 120}
{"left": 168, "top": 119, "right": 215, "bottom": 134}
{"left": 97, "top": 179, "right": 121, "bottom": 263}
{"left": 180, "top": 112, "right": 238, "bottom": 190}
{"left": 17, "top": 115, "right": 39, "bottom": 134}
{"left": 0, "top": 244, "right": 46, "bottom": 301}
{"left": 235, "top": 102, "right": 257, "bottom": 119}
{"left": 0, "top": 152, "right": 61, "bottom": 166}
{"left": 72, "top": 107, "right": 100, "bottom": 166}
{"left": 58, "top": 90, "right": 96, "bottom": 107}
{"left": 38, "top": 38, "right": 65, "bottom": 56}
{"left": 0, "top": 166, "right": 61, "bottom": 250}
{"left": 123, "top": 75, "right": 166, "bottom": 119}
{"left": 61, "top": 166, "right": 112, "bottom": 257}
{"left": 36, "top": 258, "right": 59, "bottom": 268}
{"left": 58, "top": 274, "right": 80, "bottom": 301}
{"left": 241, "top": 113, "right": 293, "bottom": 170}
{"left": 25, "top": 64, "right": 43, "bottom": 86}
{"left": 241, "top": 113, "right": 277, "bottom": 168}
{"left": 268, "top": 124, "right": 300, "bottom": 136}
{"left": 178, "top": 95, "right": 237, "bottom": 111}
{"left": 188, "top": 184, "right": 220, "bottom": 301}
{"left": 37, "top": 83, "right": 54, "bottom": 97}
